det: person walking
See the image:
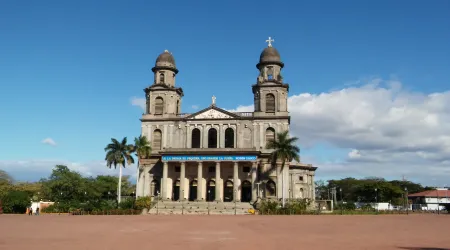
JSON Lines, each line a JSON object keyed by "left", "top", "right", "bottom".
{"left": 36, "top": 207, "right": 40, "bottom": 215}
{"left": 28, "top": 206, "right": 33, "bottom": 216}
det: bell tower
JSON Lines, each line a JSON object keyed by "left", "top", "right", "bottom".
{"left": 252, "top": 37, "right": 289, "bottom": 116}
{"left": 144, "top": 50, "right": 183, "bottom": 117}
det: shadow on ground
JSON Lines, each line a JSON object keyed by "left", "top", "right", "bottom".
{"left": 398, "top": 247, "right": 450, "bottom": 250}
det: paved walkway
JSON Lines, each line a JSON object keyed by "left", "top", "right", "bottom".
{"left": 0, "top": 214, "right": 449, "bottom": 250}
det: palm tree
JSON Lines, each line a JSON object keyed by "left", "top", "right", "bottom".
{"left": 266, "top": 130, "right": 300, "bottom": 207}
{"left": 133, "top": 135, "right": 152, "bottom": 198}
{"left": 104, "top": 137, "right": 135, "bottom": 204}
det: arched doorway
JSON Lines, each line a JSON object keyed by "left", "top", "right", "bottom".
{"left": 206, "top": 180, "right": 215, "bottom": 201}
{"left": 241, "top": 180, "right": 252, "bottom": 202}
{"left": 223, "top": 180, "right": 234, "bottom": 202}
{"left": 173, "top": 180, "right": 180, "bottom": 201}
{"left": 266, "top": 180, "right": 276, "bottom": 197}
{"left": 189, "top": 180, "right": 197, "bottom": 201}
{"left": 151, "top": 179, "right": 160, "bottom": 197}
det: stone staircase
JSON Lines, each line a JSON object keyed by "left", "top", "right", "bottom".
{"left": 148, "top": 200, "right": 255, "bottom": 215}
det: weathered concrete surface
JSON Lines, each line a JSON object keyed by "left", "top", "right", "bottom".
{"left": 0, "top": 214, "right": 449, "bottom": 250}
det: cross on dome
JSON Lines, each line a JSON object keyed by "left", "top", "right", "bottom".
{"left": 265, "top": 37, "right": 275, "bottom": 47}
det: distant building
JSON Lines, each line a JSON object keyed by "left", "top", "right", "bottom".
{"left": 408, "top": 188, "right": 449, "bottom": 211}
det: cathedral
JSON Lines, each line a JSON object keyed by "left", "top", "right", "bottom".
{"left": 136, "top": 39, "right": 317, "bottom": 207}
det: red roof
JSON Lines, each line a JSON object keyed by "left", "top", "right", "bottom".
{"left": 408, "top": 190, "right": 450, "bottom": 197}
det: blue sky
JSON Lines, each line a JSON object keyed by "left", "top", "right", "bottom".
{"left": 1, "top": 0, "right": 450, "bottom": 186}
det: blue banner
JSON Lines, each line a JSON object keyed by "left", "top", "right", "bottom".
{"left": 162, "top": 155, "right": 257, "bottom": 161}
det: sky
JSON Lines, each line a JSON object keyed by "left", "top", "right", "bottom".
{"left": 1, "top": 0, "right": 450, "bottom": 187}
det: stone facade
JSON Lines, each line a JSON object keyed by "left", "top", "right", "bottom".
{"left": 136, "top": 42, "right": 317, "bottom": 204}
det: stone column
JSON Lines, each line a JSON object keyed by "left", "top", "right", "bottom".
{"left": 276, "top": 163, "right": 281, "bottom": 198}
{"left": 162, "top": 162, "right": 168, "bottom": 199}
{"left": 219, "top": 124, "right": 224, "bottom": 148}
{"left": 259, "top": 123, "right": 264, "bottom": 149}
{"left": 233, "top": 162, "right": 239, "bottom": 201}
{"left": 142, "top": 166, "right": 148, "bottom": 196}
{"left": 197, "top": 162, "right": 203, "bottom": 200}
{"left": 163, "top": 124, "right": 168, "bottom": 149}
{"left": 180, "top": 162, "right": 186, "bottom": 200}
{"left": 186, "top": 125, "right": 190, "bottom": 148}
{"left": 251, "top": 161, "right": 257, "bottom": 202}
{"left": 215, "top": 162, "right": 221, "bottom": 201}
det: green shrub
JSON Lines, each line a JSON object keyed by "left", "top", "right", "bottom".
{"left": 258, "top": 199, "right": 280, "bottom": 214}
{"left": 2, "top": 190, "right": 30, "bottom": 214}
{"left": 135, "top": 197, "right": 151, "bottom": 210}
{"left": 336, "top": 202, "right": 356, "bottom": 210}
{"left": 118, "top": 197, "right": 135, "bottom": 209}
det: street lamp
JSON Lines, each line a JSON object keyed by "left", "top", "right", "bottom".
{"left": 375, "top": 188, "right": 378, "bottom": 214}
{"left": 156, "top": 191, "right": 160, "bottom": 215}
{"left": 234, "top": 189, "right": 237, "bottom": 215}
{"left": 339, "top": 188, "right": 343, "bottom": 215}
{"left": 182, "top": 190, "right": 185, "bottom": 215}
{"left": 207, "top": 190, "right": 210, "bottom": 215}
{"left": 404, "top": 187, "right": 408, "bottom": 215}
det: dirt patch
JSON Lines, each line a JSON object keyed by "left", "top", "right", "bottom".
{"left": 0, "top": 214, "right": 449, "bottom": 250}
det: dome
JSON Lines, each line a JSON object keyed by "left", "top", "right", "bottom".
{"left": 155, "top": 50, "right": 176, "bottom": 68}
{"left": 257, "top": 46, "right": 284, "bottom": 69}
{"left": 152, "top": 50, "right": 178, "bottom": 73}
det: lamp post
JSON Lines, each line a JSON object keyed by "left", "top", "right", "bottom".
{"left": 234, "top": 189, "right": 237, "bottom": 215}
{"left": 404, "top": 187, "right": 408, "bottom": 215}
{"left": 340, "top": 188, "right": 343, "bottom": 215}
{"left": 156, "top": 191, "right": 160, "bottom": 215}
{"left": 437, "top": 189, "right": 440, "bottom": 215}
{"left": 182, "top": 189, "right": 185, "bottom": 215}
{"left": 375, "top": 188, "right": 378, "bottom": 214}
{"left": 207, "top": 190, "right": 210, "bottom": 215}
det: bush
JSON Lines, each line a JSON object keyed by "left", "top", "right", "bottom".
{"left": 135, "top": 197, "right": 151, "bottom": 210}
{"left": 336, "top": 202, "right": 356, "bottom": 210}
{"left": 2, "top": 190, "right": 30, "bottom": 214}
{"left": 258, "top": 199, "right": 280, "bottom": 214}
{"left": 118, "top": 197, "right": 135, "bottom": 209}
{"left": 286, "top": 199, "right": 310, "bottom": 214}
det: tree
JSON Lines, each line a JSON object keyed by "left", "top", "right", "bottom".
{"left": 104, "top": 137, "right": 135, "bottom": 204}
{"left": 40, "top": 165, "right": 87, "bottom": 202}
{"left": 2, "top": 190, "right": 30, "bottom": 214}
{"left": 266, "top": 130, "right": 300, "bottom": 207}
{"left": 133, "top": 135, "right": 152, "bottom": 198}
{"left": 0, "top": 170, "right": 14, "bottom": 199}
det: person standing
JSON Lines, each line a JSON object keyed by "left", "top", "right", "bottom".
{"left": 28, "top": 206, "right": 33, "bottom": 216}
{"left": 36, "top": 207, "right": 40, "bottom": 215}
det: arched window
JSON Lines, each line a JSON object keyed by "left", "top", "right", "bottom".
{"left": 267, "top": 67, "right": 274, "bottom": 80}
{"left": 266, "top": 93, "right": 275, "bottom": 112}
{"left": 266, "top": 180, "right": 276, "bottom": 197}
{"left": 224, "top": 128, "right": 234, "bottom": 148}
{"left": 265, "top": 127, "right": 275, "bottom": 147}
{"left": 176, "top": 100, "right": 180, "bottom": 114}
{"left": 155, "top": 97, "right": 164, "bottom": 115}
{"left": 191, "top": 128, "right": 201, "bottom": 148}
{"left": 152, "top": 129, "right": 162, "bottom": 150}
{"left": 299, "top": 188, "right": 304, "bottom": 199}
{"left": 159, "top": 73, "right": 165, "bottom": 83}
{"left": 208, "top": 128, "right": 217, "bottom": 148}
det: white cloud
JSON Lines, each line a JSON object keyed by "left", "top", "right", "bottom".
{"left": 191, "top": 105, "right": 199, "bottom": 110}
{"left": 232, "top": 78, "right": 450, "bottom": 186}
{"left": 41, "top": 138, "right": 57, "bottom": 146}
{"left": 127, "top": 78, "right": 450, "bottom": 186}
{"left": 130, "top": 97, "right": 146, "bottom": 111}
{"left": 0, "top": 159, "right": 138, "bottom": 183}
{"left": 226, "top": 105, "right": 254, "bottom": 112}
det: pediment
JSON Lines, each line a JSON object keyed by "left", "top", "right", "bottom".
{"left": 187, "top": 106, "right": 239, "bottom": 119}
